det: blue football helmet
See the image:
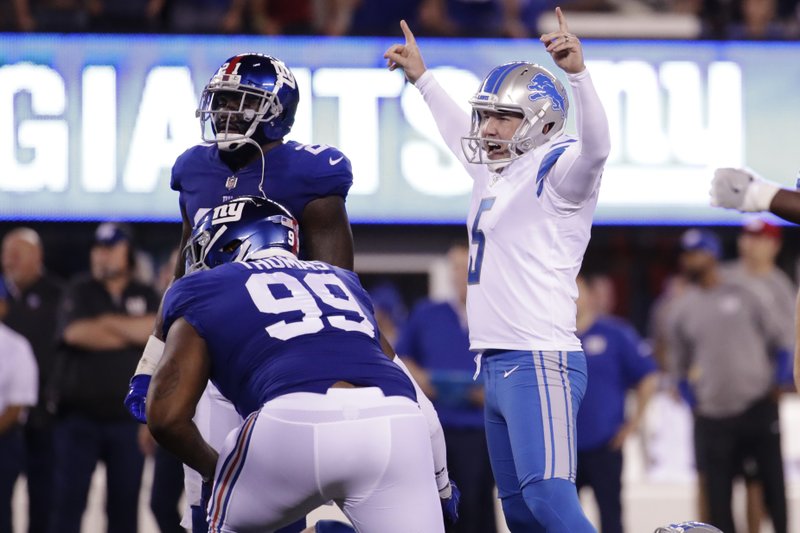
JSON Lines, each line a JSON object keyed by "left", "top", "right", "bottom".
{"left": 197, "top": 53, "right": 300, "bottom": 150}
{"left": 462, "top": 62, "right": 569, "bottom": 166}
{"left": 184, "top": 196, "right": 299, "bottom": 274}
{"left": 654, "top": 522, "right": 724, "bottom": 533}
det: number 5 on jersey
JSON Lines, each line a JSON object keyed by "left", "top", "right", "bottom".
{"left": 468, "top": 198, "right": 496, "bottom": 284}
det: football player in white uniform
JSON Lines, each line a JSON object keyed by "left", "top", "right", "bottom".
{"left": 385, "top": 7, "right": 610, "bottom": 532}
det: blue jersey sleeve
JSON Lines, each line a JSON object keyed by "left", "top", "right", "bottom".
{"left": 394, "top": 301, "right": 430, "bottom": 364}
{"left": 291, "top": 145, "right": 353, "bottom": 205}
{"left": 162, "top": 274, "right": 211, "bottom": 340}
{"left": 617, "top": 322, "right": 657, "bottom": 387}
{"left": 170, "top": 146, "right": 196, "bottom": 193}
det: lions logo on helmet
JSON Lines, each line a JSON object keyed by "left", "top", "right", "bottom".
{"left": 461, "top": 62, "right": 569, "bottom": 166}
{"left": 654, "top": 521, "right": 724, "bottom": 533}
{"left": 184, "top": 196, "right": 300, "bottom": 274}
{"left": 527, "top": 72, "right": 567, "bottom": 118}
{"left": 197, "top": 53, "right": 300, "bottom": 151}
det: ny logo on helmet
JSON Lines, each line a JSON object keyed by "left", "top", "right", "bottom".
{"left": 271, "top": 59, "right": 296, "bottom": 91}
{"left": 528, "top": 73, "right": 566, "bottom": 118}
{"left": 212, "top": 201, "right": 246, "bottom": 225}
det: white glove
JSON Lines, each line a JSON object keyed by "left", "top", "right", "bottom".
{"left": 710, "top": 167, "right": 780, "bottom": 212}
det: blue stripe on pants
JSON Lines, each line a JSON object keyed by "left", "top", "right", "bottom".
{"left": 482, "top": 350, "right": 587, "bottom": 497}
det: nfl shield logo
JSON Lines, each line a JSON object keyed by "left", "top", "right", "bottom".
{"left": 225, "top": 176, "right": 238, "bottom": 190}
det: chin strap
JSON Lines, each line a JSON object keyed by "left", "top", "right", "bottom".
{"left": 217, "top": 135, "right": 268, "bottom": 200}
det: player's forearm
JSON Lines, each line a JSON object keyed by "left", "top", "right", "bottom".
{"left": 632, "top": 373, "right": 659, "bottom": 428}
{"left": 415, "top": 71, "right": 472, "bottom": 166}
{"left": 149, "top": 418, "right": 218, "bottom": 480}
{"left": 769, "top": 189, "right": 800, "bottom": 225}
{"left": 547, "top": 70, "right": 609, "bottom": 203}
{"left": 568, "top": 69, "right": 610, "bottom": 163}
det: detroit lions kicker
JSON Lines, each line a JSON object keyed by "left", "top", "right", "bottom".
{"left": 385, "top": 7, "right": 610, "bottom": 532}
{"left": 146, "top": 196, "right": 446, "bottom": 533}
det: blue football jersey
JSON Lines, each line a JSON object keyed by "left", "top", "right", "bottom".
{"left": 162, "top": 256, "right": 415, "bottom": 417}
{"left": 576, "top": 317, "right": 657, "bottom": 451}
{"left": 171, "top": 141, "right": 353, "bottom": 225}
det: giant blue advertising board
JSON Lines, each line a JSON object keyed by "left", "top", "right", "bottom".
{"left": 1, "top": 34, "right": 798, "bottom": 223}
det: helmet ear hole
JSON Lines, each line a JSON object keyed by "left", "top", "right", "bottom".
{"left": 542, "top": 122, "right": 555, "bottom": 135}
{"left": 222, "top": 239, "right": 243, "bottom": 254}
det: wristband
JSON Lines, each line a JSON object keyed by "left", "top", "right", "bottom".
{"left": 134, "top": 335, "right": 166, "bottom": 376}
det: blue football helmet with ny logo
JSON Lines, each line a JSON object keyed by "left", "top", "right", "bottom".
{"left": 462, "top": 61, "right": 569, "bottom": 165}
{"left": 197, "top": 53, "right": 300, "bottom": 150}
{"left": 184, "top": 196, "right": 300, "bottom": 274}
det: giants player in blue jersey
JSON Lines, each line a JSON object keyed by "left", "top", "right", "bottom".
{"left": 124, "top": 53, "right": 353, "bottom": 533}
{"left": 125, "top": 53, "right": 457, "bottom": 532}
{"left": 146, "top": 196, "right": 446, "bottom": 532}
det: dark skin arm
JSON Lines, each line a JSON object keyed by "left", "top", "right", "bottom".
{"left": 769, "top": 189, "right": 800, "bottom": 225}
{"left": 301, "top": 196, "right": 354, "bottom": 271}
{"left": 149, "top": 205, "right": 191, "bottom": 341}
{"left": 146, "top": 318, "right": 218, "bottom": 480}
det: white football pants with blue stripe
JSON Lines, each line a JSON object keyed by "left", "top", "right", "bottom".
{"left": 481, "top": 350, "right": 595, "bottom": 533}
{"left": 206, "top": 388, "right": 445, "bottom": 533}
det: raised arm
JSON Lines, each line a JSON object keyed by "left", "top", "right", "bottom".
{"left": 540, "top": 8, "right": 610, "bottom": 204}
{"left": 709, "top": 167, "right": 800, "bottom": 224}
{"left": 384, "top": 21, "right": 472, "bottom": 166}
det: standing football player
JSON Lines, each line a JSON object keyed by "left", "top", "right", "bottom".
{"left": 124, "top": 53, "right": 457, "bottom": 532}
{"left": 385, "top": 7, "right": 610, "bottom": 532}
{"left": 147, "top": 196, "right": 446, "bottom": 533}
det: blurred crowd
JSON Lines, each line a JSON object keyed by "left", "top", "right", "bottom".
{"left": 2, "top": 0, "right": 800, "bottom": 39}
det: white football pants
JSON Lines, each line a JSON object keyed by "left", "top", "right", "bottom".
{"left": 206, "top": 388, "right": 444, "bottom": 533}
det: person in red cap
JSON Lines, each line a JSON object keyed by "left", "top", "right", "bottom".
{"left": 710, "top": 168, "right": 800, "bottom": 398}
{"left": 718, "top": 218, "right": 795, "bottom": 533}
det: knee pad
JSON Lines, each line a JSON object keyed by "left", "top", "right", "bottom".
{"left": 501, "top": 493, "right": 544, "bottom": 533}
{"left": 315, "top": 520, "right": 356, "bottom": 533}
{"left": 522, "top": 478, "right": 594, "bottom": 533}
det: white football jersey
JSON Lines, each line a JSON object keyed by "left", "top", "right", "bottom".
{"left": 416, "top": 69, "right": 609, "bottom": 351}
{"left": 463, "top": 140, "right": 598, "bottom": 350}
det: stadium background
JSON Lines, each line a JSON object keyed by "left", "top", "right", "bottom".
{"left": 3, "top": 4, "right": 800, "bottom": 531}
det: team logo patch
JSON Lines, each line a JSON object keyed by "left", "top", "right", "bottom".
{"left": 528, "top": 73, "right": 566, "bottom": 118}
{"left": 212, "top": 201, "right": 246, "bottom": 224}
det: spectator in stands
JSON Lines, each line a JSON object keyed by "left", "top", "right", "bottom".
{"left": 717, "top": 218, "right": 795, "bottom": 533}
{"left": 12, "top": 0, "right": 89, "bottom": 32}
{"left": 396, "top": 242, "right": 497, "bottom": 533}
{"left": 575, "top": 272, "right": 659, "bottom": 533}
{"left": 724, "top": 219, "right": 795, "bottom": 355}
{"left": 164, "top": 0, "right": 252, "bottom": 34}
{"left": 1, "top": 228, "right": 64, "bottom": 533}
{"left": 86, "top": 0, "right": 164, "bottom": 32}
{"left": 49, "top": 222, "right": 158, "bottom": 533}
{"left": 666, "top": 228, "right": 789, "bottom": 533}
{"left": 0, "top": 282, "right": 38, "bottom": 533}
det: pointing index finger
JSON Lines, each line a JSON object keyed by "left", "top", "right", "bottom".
{"left": 400, "top": 19, "right": 416, "bottom": 45}
{"left": 555, "top": 7, "right": 569, "bottom": 32}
